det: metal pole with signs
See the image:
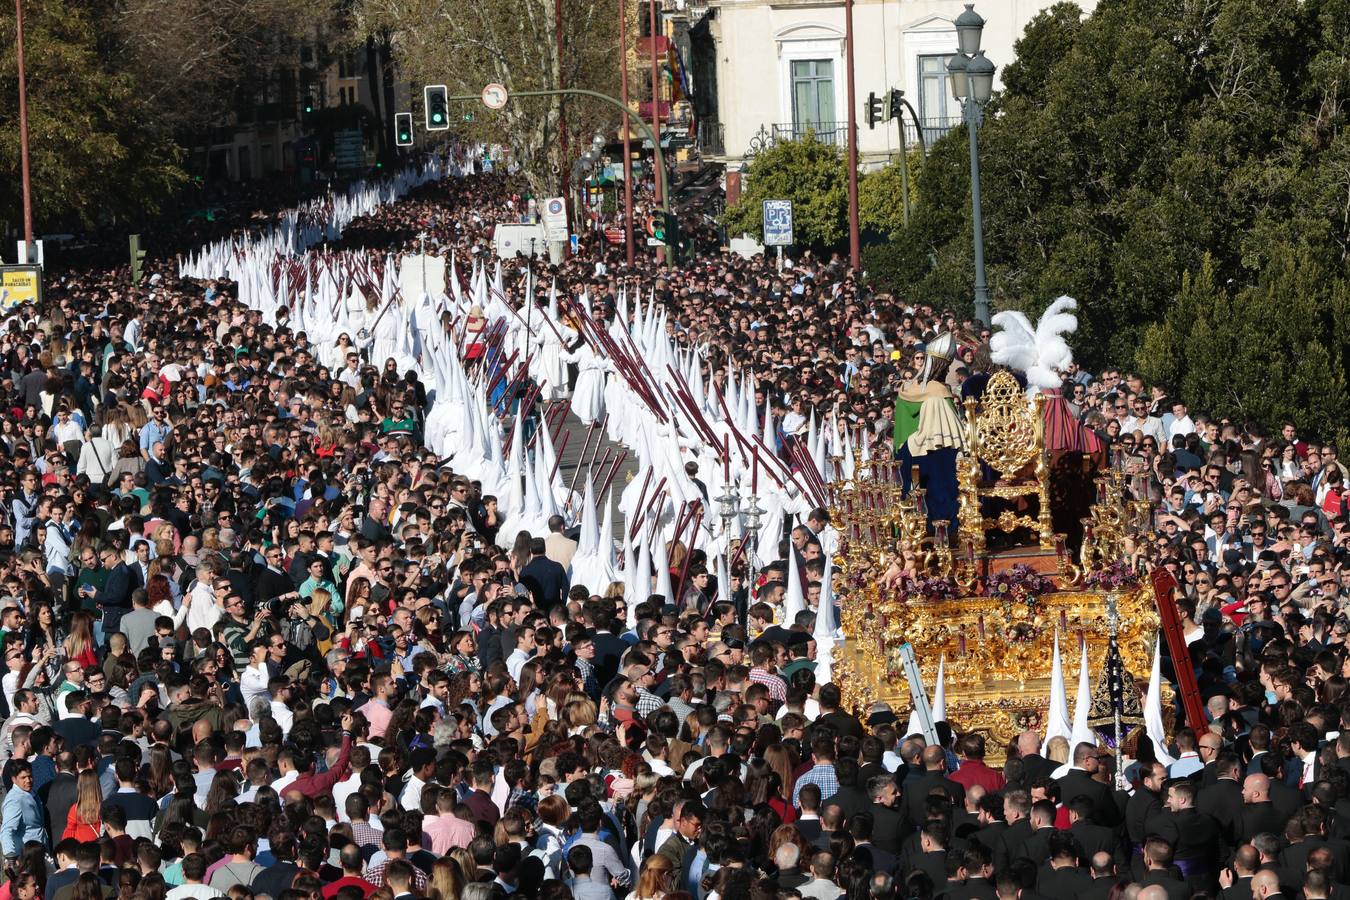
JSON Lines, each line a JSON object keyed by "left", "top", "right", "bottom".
{"left": 762, "top": 199, "right": 793, "bottom": 272}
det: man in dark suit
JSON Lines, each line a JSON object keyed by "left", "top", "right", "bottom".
{"left": 589, "top": 617, "right": 629, "bottom": 690}
{"left": 970, "top": 793, "right": 1010, "bottom": 865}
{"left": 1238, "top": 774, "right": 1285, "bottom": 844}
{"left": 1258, "top": 754, "right": 1302, "bottom": 824}
{"left": 1038, "top": 832, "right": 1094, "bottom": 900}
{"left": 868, "top": 776, "right": 909, "bottom": 855}
{"left": 1067, "top": 796, "right": 1123, "bottom": 864}
{"left": 42, "top": 752, "right": 78, "bottom": 837}
{"left": 1249, "top": 869, "right": 1283, "bottom": 900}
{"left": 1138, "top": 837, "right": 1192, "bottom": 900}
{"left": 816, "top": 683, "right": 865, "bottom": 741}
{"left": 826, "top": 758, "right": 871, "bottom": 821}
{"left": 255, "top": 545, "right": 298, "bottom": 608}
{"left": 1220, "top": 844, "right": 1260, "bottom": 900}
{"left": 849, "top": 814, "right": 900, "bottom": 877}
{"left": 1127, "top": 763, "right": 1167, "bottom": 856}
{"left": 1082, "top": 853, "right": 1126, "bottom": 900}
{"left": 90, "top": 547, "right": 136, "bottom": 635}
{"left": 904, "top": 745, "right": 966, "bottom": 829}
{"left": 911, "top": 823, "right": 953, "bottom": 888}
{"left": 812, "top": 804, "right": 848, "bottom": 850}
{"left": 1013, "top": 800, "right": 1059, "bottom": 867}
{"left": 51, "top": 693, "right": 97, "bottom": 749}
{"left": 519, "top": 537, "right": 569, "bottom": 610}
{"left": 1016, "top": 731, "right": 1058, "bottom": 784}
{"left": 945, "top": 844, "right": 998, "bottom": 900}
{"left": 995, "top": 790, "right": 1035, "bottom": 873}
{"left": 1198, "top": 752, "right": 1245, "bottom": 848}
{"left": 1146, "top": 780, "right": 1222, "bottom": 891}
{"left": 1279, "top": 808, "right": 1350, "bottom": 885}
{"left": 1057, "top": 742, "right": 1120, "bottom": 827}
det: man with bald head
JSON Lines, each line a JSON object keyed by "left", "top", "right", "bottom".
{"left": 1239, "top": 775, "right": 1283, "bottom": 844}
{"left": 1137, "top": 886, "right": 1171, "bottom": 900}
{"left": 1082, "top": 852, "right": 1123, "bottom": 900}
{"left": 1250, "top": 869, "right": 1283, "bottom": 900}
{"left": 1016, "top": 731, "right": 1055, "bottom": 782}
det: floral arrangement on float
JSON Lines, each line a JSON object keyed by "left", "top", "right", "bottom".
{"left": 985, "top": 564, "right": 1055, "bottom": 639}
{"left": 1084, "top": 560, "right": 1140, "bottom": 591}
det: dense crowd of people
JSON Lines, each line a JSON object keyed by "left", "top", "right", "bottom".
{"left": 0, "top": 158, "right": 1347, "bottom": 900}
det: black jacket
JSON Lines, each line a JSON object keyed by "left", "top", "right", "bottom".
{"left": 1036, "top": 865, "right": 1095, "bottom": 900}
{"left": 520, "top": 556, "right": 570, "bottom": 610}
{"left": 1057, "top": 770, "right": 1120, "bottom": 827}
{"left": 1197, "top": 777, "right": 1244, "bottom": 846}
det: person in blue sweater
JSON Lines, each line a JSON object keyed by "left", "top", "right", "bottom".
{"left": 1, "top": 762, "right": 48, "bottom": 861}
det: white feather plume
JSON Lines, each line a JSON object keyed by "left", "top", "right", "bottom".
{"left": 989, "top": 296, "right": 1079, "bottom": 393}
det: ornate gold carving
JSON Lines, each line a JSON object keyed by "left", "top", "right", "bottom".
{"left": 828, "top": 373, "right": 1159, "bottom": 760}
{"left": 973, "top": 372, "right": 1038, "bottom": 476}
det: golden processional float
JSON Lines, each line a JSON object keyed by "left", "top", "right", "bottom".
{"left": 830, "top": 306, "right": 1162, "bottom": 759}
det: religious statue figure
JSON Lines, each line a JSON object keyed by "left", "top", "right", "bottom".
{"left": 894, "top": 332, "right": 965, "bottom": 531}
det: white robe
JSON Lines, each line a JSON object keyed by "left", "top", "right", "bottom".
{"left": 561, "top": 344, "right": 610, "bottom": 425}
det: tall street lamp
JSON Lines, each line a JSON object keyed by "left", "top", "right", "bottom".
{"left": 948, "top": 3, "right": 996, "bottom": 328}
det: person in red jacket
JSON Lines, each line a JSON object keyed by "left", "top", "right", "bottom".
{"left": 949, "top": 733, "right": 1007, "bottom": 794}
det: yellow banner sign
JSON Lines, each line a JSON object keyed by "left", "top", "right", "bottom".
{"left": 0, "top": 266, "right": 41, "bottom": 309}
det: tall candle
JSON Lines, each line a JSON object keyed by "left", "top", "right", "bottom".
{"left": 752, "top": 454, "right": 759, "bottom": 494}
{"left": 978, "top": 615, "right": 986, "bottom": 639}
{"left": 723, "top": 433, "right": 730, "bottom": 483}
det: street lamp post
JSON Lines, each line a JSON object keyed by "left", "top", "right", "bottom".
{"left": 618, "top": 0, "right": 635, "bottom": 266}
{"left": 947, "top": 3, "right": 996, "bottom": 328}
{"left": 843, "top": 0, "right": 860, "bottom": 271}
{"left": 15, "top": 0, "right": 35, "bottom": 261}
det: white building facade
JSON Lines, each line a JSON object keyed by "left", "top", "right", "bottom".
{"left": 690, "top": 0, "right": 1096, "bottom": 167}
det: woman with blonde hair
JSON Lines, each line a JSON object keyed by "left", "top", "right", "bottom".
{"left": 64, "top": 611, "right": 97, "bottom": 670}
{"left": 1045, "top": 735, "right": 1070, "bottom": 766}
{"left": 427, "top": 857, "right": 465, "bottom": 900}
{"left": 626, "top": 853, "right": 675, "bottom": 900}
{"left": 447, "top": 850, "right": 477, "bottom": 888}
{"left": 603, "top": 582, "right": 625, "bottom": 600}
{"left": 63, "top": 770, "right": 103, "bottom": 841}
{"left": 563, "top": 697, "right": 598, "bottom": 735}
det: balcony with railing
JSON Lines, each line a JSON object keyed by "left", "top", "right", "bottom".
{"left": 771, "top": 121, "right": 847, "bottom": 146}
{"left": 909, "top": 115, "right": 962, "bottom": 145}
{"left": 762, "top": 117, "right": 962, "bottom": 150}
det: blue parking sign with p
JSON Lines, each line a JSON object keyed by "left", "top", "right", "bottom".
{"left": 763, "top": 200, "right": 793, "bottom": 247}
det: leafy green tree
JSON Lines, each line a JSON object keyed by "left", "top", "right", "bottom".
{"left": 884, "top": 0, "right": 1350, "bottom": 440}
{"left": 0, "top": 0, "right": 184, "bottom": 229}
{"left": 722, "top": 134, "right": 848, "bottom": 249}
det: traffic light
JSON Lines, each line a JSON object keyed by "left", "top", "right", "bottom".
{"left": 129, "top": 234, "right": 146, "bottom": 284}
{"left": 888, "top": 89, "right": 905, "bottom": 121}
{"left": 303, "top": 94, "right": 314, "bottom": 114}
{"left": 424, "top": 85, "right": 449, "bottom": 131}
{"left": 394, "top": 112, "right": 414, "bottom": 147}
{"left": 663, "top": 211, "right": 681, "bottom": 255}
{"left": 865, "top": 92, "right": 885, "bottom": 129}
